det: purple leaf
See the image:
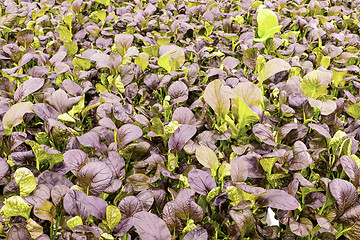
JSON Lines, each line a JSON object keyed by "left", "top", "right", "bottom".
{"left": 168, "top": 124, "right": 196, "bottom": 153}
{"left": 133, "top": 211, "right": 171, "bottom": 240}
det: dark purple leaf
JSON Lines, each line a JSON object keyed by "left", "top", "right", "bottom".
{"left": 82, "top": 195, "right": 108, "bottom": 220}
{"left": 7, "top": 224, "right": 31, "bottom": 239}
{"left": 230, "top": 157, "right": 249, "bottom": 183}
{"left": 308, "top": 123, "right": 331, "bottom": 139}
{"left": 0, "top": 158, "right": 9, "bottom": 180}
{"left": 340, "top": 155, "right": 359, "bottom": 187}
{"left": 118, "top": 196, "right": 143, "bottom": 218}
{"left": 257, "top": 189, "right": 299, "bottom": 210}
{"left": 168, "top": 124, "right": 196, "bottom": 153}
{"left": 51, "top": 185, "right": 70, "bottom": 206}
{"left": 329, "top": 178, "right": 358, "bottom": 215}
{"left": 229, "top": 209, "right": 255, "bottom": 239}
{"left": 77, "top": 161, "right": 113, "bottom": 196}
{"left": 188, "top": 169, "right": 216, "bottom": 195}
{"left": 37, "top": 171, "right": 73, "bottom": 190}
{"left": 113, "top": 217, "right": 134, "bottom": 237}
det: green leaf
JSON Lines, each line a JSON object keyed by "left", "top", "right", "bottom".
{"left": 72, "top": 57, "right": 91, "bottom": 71}
{"left": 143, "top": 45, "right": 159, "bottom": 58}
{"left": 320, "top": 56, "right": 331, "bottom": 69}
{"left": 26, "top": 218, "right": 43, "bottom": 239}
{"left": 258, "top": 58, "right": 291, "bottom": 82}
{"left": 106, "top": 205, "right": 121, "bottom": 230}
{"left": 14, "top": 167, "right": 36, "bottom": 197}
{"left": 69, "top": 94, "right": 85, "bottom": 117}
{"left": 63, "top": 13, "right": 73, "bottom": 29}
{"left": 58, "top": 25, "right": 72, "bottom": 41}
{"left": 339, "top": 138, "right": 352, "bottom": 158}
{"left": 347, "top": 101, "right": 360, "bottom": 120}
{"left": 301, "top": 70, "right": 332, "bottom": 99}
{"left": 218, "top": 162, "right": 231, "bottom": 181}
{"left": 134, "top": 52, "right": 149, "bottom": 71}
{"left": 195, "top": 146, "right": 219, "bottom": 177}
{"left": 254, "top": 8, "right": 282, "bottom": 43}
{"left": 331, "top": 69, "right": 347, "bottom": 87}
{"left": 25, "top": 141, "right": 63, "bottom": 170}
{"left": 203, "top": 80, "right": 231, "bottom": 116}
{"left": 67, "top": 216, "right": 83, "bottom": 231}
{"left": 63, "top": 40, "right": 78, "bottom": 56}
{"left": 2, "top": 196, "right": 32, "bottom": 219}
{"left": 95, "top": 0, "right": 110, "bottom": 6}
{"left": 34, "top": 200, "right": 56, "bottom": 224}
{"left": 206, "top": 187, "right": 221, "bottom": 203}
{"left": 58, "top": 113, "right": 76, "bottom": 123}
{"left": 226, "top": 186, "right": 259, "bottom": 207}
{"left": 234, "top": 97, "right": 259, "bottom": 136}
{"left": 158, "top": 45, "right": 185, "bottom": 73}
{"left": 232, "top": 82, "right": 261, "bottom": 106}
{"left": 3, "top": 102, "right": 33, "bottom": 131}
{"left": 329, "top": 130, "right": 347, "bottom": 154}
{"left": 260, "top": 157, "right": 278, "bottom": 174}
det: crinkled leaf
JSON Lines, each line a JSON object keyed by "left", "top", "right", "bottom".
{"left": 63, "top": 149, "right": 89, "bottom": 176}
{"left": 118, "top": 196, "right": 143, "bottom": 218}
{"left": 106, "top": 205, "right": 121, "bottom": 230}
{"left": 14, "top": 167, "right": 36, "bottom": 197}
{"left": 2, "top": 196, "right": 32, "bottom": 219}
{"left": 7, "top": 224, "right": 31, "bottom": 240}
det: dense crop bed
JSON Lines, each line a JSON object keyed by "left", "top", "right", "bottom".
{"left": 0, "top": 0, "right": 360, "bottom": 239}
